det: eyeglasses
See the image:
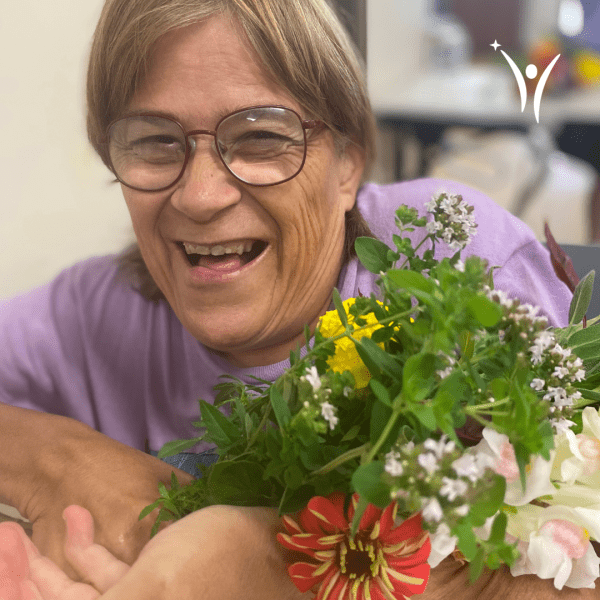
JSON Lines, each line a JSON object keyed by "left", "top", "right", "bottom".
{"left": 106, "top": 106, "right": 323, "bottom": 191}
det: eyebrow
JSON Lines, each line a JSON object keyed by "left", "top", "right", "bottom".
{"left": 118, "top": 103, "right": 296, "bottom": 127}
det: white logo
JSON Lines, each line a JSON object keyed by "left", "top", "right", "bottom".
{"left": 491, "top": 40, "right": 560, "bottom": 123}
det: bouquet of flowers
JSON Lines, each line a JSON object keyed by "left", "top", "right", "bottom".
{"left": 141, "top": 192, "right": 600, "bottom": 598}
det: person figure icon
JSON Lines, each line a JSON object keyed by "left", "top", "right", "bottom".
{"left": 491, "top": 39, "right": 561, "bottom": 123}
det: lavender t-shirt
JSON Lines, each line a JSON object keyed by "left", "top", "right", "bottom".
{"left": 0, "top": 179, "right": 571, "bottom": 455}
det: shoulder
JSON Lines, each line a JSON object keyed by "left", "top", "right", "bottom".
{"left": 356, "top": 178, "right": 538, "bottom": 266}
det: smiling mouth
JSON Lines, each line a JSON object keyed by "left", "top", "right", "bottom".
{"left": 178, "top": 240, "right": 268, "bottom": 268}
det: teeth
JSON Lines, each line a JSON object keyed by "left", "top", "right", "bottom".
{"left": 182, "top": 241, "right": 255, "bottom": 256}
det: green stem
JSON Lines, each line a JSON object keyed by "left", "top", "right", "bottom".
{"left": 245, "top": 404, "right": 272, "bottom": 451}
{"left": 465, "top": 397, "right": 511, "bottom": 414}
{"left": 310, "top": 443, "right": 369, "bottom": 477}
{"left": 365, "top": 400, "right": 404, "bottom": 463}
{"left": 397, "top": 235, "right": 434, "bottom": 270}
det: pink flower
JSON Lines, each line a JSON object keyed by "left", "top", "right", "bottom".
{"left": 277, "top": 493, "right": 431, "bottom": 599}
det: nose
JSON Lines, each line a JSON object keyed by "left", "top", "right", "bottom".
{"left": 170, "top": 136, "right": 241, "bottom": 222}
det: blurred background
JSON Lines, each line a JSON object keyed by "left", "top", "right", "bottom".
{"left": 2, "top": 0, "right": 600, "bottom": 298}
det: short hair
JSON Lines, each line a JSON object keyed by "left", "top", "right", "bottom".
{"left": 86, "top": 0, "right": 377, "bottom": 300}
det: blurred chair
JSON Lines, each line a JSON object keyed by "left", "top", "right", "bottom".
{"left": 554, "top": 243, "right": 600, "bottom": 319}
{"left": 427, "top": 126, "right": 599, "bottom": 245}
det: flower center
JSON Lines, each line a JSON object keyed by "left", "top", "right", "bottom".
{"left": 338, "top": 534, "right": 381, "bottom": 579}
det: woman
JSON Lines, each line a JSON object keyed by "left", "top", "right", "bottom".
{"left": 0, "top": 0, "right": 576, "bottom": 598}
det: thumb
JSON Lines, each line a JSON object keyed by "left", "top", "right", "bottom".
{"left": 63, "top": 505, "right": 130, "bottom": 594}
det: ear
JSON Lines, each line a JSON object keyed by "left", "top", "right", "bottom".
{"left": 337, "top": 142, "right": 366, "bottom": 212}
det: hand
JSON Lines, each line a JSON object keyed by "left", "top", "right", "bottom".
{"left": 12, "top": 414, "right": 194, "bottom": 580}
{"left": 0, "top": 505, "right": 312, "bottom": 600}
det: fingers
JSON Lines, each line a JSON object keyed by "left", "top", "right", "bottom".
{"left": 62, "top": 506, "right": 130, "bottom": 594}
{"left": 0, "top": 521, "right": 30, "bottom": 600}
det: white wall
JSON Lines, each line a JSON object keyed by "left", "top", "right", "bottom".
{"left": 0, "top": 0, "right": 132, "bottom": 299}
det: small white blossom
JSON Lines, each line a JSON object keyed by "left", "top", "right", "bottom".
{"left": 424, "top": 436, "right": 455, "bottom": 459}
{"left": 320, "top": 401, "right": 338, "bottom": 430}
{"left": 455, "top": 504, "right": 469, "bottom": 517}
{"left": 574, "top": 369, "right": 586, "bottom": 382}
{"left": 439, "top": 477, "right": 468, "bottom": 501}
{"left": 530, "top": 378, "right": 545, "bottom": 391}
{"left": 452, "top": 452, "right": 491, "bottom": 482}
{"left": 426, "top": 220, "right": 443, "bottom": 234}
{"left": 425, "top": 198, "right": 437, "bottom": 212}
{"left": 428, "top": 523, "right": 458, "bottom": 567}
{"left": 418, "top": 452, "right": 439, "bottom": 475}
{"left": 304, "top": 366, "right": 321, "bottom": 391}
{"left": 422, "top": 497, "right": 444, "bottom": 523}
{"left": 552, "top": 418, "right": 576, "bottom": 435}
{"left": 553, "top": 366, "right": 570, "bottom": 380}
{"left": 551, "top": 344, "right": 572, "bottom": 360}
{"left": 384, "top": 450, "right": 404, "bottom": 476}
{"left": 454, "top": 259, "right": 465, "bottom": 272}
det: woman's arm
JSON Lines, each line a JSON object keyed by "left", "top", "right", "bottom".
{"left": 0, "top": 504, "right": 311, "bottom": 600}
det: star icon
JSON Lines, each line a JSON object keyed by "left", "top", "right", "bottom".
{"left": 490, "top": 40, "right": 501, "bottom": 51}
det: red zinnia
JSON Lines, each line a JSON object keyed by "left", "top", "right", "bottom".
{"left": 277, "top": 493, "right": 431, "bottom": 600}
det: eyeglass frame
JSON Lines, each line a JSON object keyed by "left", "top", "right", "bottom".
{"left": 103, "top": 105, "right": 325, "bottom": 192}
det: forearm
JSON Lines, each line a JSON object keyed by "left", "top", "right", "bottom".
{"left": 0, "top": 401, "right": 86, "bottom": 518}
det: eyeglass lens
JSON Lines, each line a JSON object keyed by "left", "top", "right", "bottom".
{"left": 108, "top": 107, "right": 307, "bottom": 190}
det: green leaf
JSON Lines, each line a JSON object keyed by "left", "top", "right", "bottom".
{"left": 488, "top": 511, "right": 508, "bottom": 545}
{"left": 157, "top": 436, "right": 204, "bottom": 458}
{"left": 207, "top": 460, "right": 270, "bottom": 505}
{"left": 467, "top": 295, "right": 503, "bottom": 327}
{"left": 569, "top": 270, "right": 595, "bottom": 325}
{"left": 332, "top": 288, "right": 348, "bottom": 329}
{"left": 370, "top": 379, "right": 392, "bottom": 406}
{"left": 340, "top": 424, "right": 361, "bottom": 442}
{"left": 453, "top": 520, "right": 477, "bottom": 560}
{"left": 351, "top": 461, "right": 390, "bottom": 507}
{"left": 270, "top": 385, "right": 291, "bottom": 428}
{"left": 355, "top": 237, "right": 393, "bottom": 274}
{"left": 138, "top": 501, "right": 160, "bottom": 521}
{"left": 403, "top": 352, "right": 436, "bottom": 403}
{"left": 387, "top": 269, "right": 435, "bottom": 294}
{"left": 198, "top": 400, "right": 240, "bottom": 449}
{"left": 410, "top": 403, "right": 437, "bottom": 431}
{"left": 469, "top": 547, "right": 485, "bottom": 583}
{"left": 354, "top": 337, "right": 403, "bottom": 382}
{"left": 471, "top": 476, "right": 506, "bottom": 526}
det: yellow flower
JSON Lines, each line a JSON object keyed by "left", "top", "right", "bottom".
{"left": 318, "top": 298, "right": 383, "bottom": 389}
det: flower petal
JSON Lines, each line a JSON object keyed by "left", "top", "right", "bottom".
{"left": 381, "top": 513, "right": 425, "bottom": 545}
{"left": 281, "top": 514, "right": 303, "bottom": 535}
{"left": 386, "top": 562, "right": 431, "bottom": 596}
{"left": 386, "top": 537, "right": 431, "bottom": 567}
{"left": 308, "top": 495, "right": 349, "bottom": 532}
{"left": 377, "top": 502, "right": 398, "bottom": 539}
{"left": 288, "top": 561, "right": 329, "bottom": 592}
{"left": 300, "top": 505, "right": 330, "bottom": 535}
{"left": 315, "top": 569, "right": 342, "bottom": 600}
{"left": 277, "top": 532, "right": 335, "bottom": 552}
{"left": 359, "top": 502, "right": 384, "bottom": 532}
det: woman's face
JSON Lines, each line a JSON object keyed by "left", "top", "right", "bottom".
{"left": 121, "top": 14, "right": 364, "bottom": 367}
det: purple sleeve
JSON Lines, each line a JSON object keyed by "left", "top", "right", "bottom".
{"left": 0, "top": 256, "right": 151, "bottom": 447}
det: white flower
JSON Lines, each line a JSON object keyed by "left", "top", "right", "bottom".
{"left": 426, "top": 220, "right": 442, "bottom": 234}
{"left": 422, "top": 497, "right": 444, "bottom": 523}
{"left": 425, "top": 197, "right": 437, "bottom": 212}
{"left": 574, "top": 369, "right": 586, "bottom": 382}
{"left": 476, "top": 428, "right": 555, "bottom": 505}
{"left": 428, "top": 523, "right": 458, "bottom": 567}
{"left": 507, "top": 504, "right": 600, "bottom": 589}
{"left": 530, "top": 378, "right": 545, "bottom": 391}
{"left": 418, "top": 452, "right": 439, "bottom": 475}
{"left": 424, "top": 436, "right": 455, "bottom": 459}
{"left": 439, "top": 477, "right": 468, "bottom": 502}
{"left": 555, "top": 407, "right": 600, "bottom": 486}
{"left": 553, "top": 419, "right": 576, "bottom": 435}
{"left": 454, "top": 259, "right": 465, "bottom": 272}
{"left": 320, "top": 401, "right": 338, "bottom": 430}
{"left": 384, "top": 450, "right": 404, "bottom": 476}
{"left": 304, "top": 366, "right": 321, "bottom": 391}
{"left": 455, "top": 504, "right": 469, "bottom": 517}
{"left": 451, "top": 452, "right": 491, "bottom": 482}
{"left": 553, "top": 366, "right": 570, "bottom": 380}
